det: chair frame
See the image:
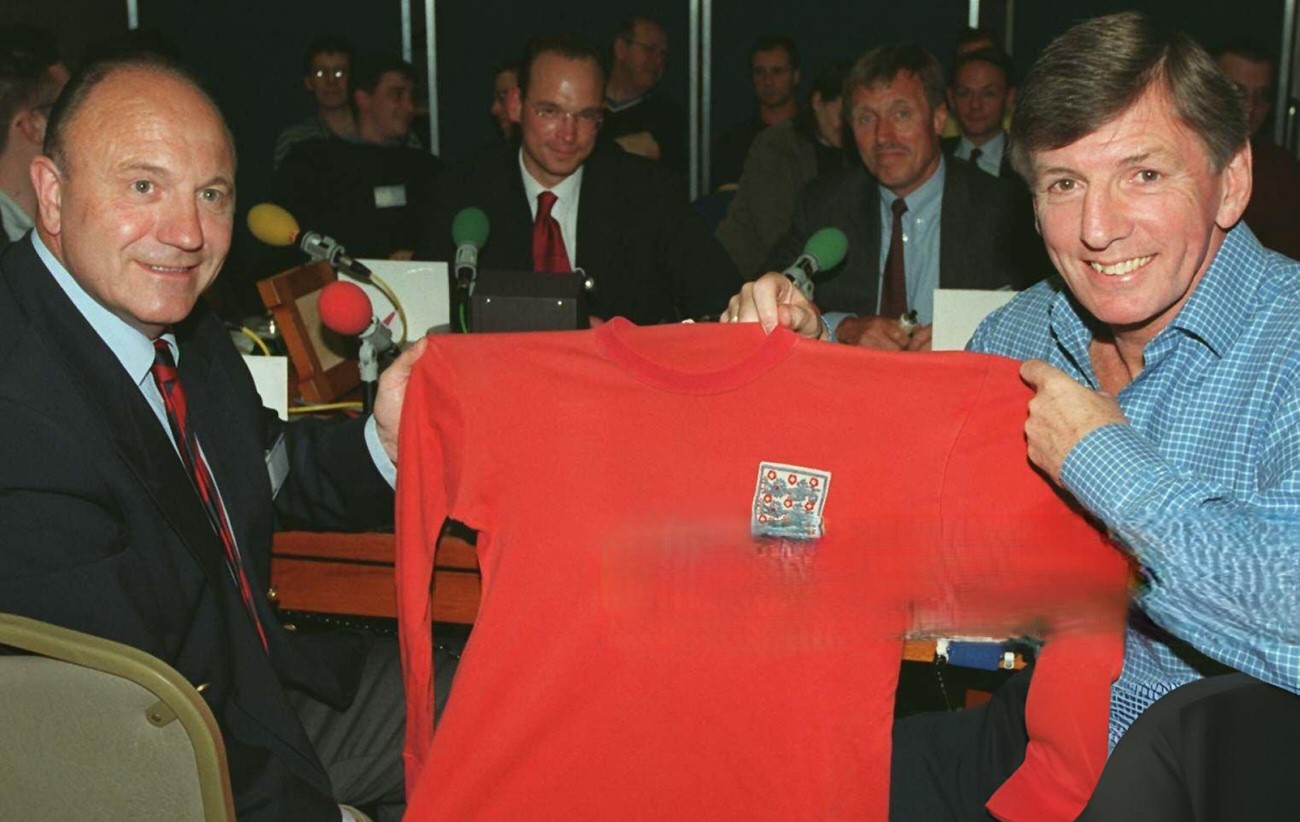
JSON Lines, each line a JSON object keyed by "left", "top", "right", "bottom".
{"left": 0, "top": 612, "right": 236, "bottom": 822}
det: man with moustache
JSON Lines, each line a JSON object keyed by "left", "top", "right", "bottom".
{"left": 727, "top": 13, "right": 1297, "bottom": 819}
{"left": 761, "top": 44, "right": 1045, "bottom": 352}
{"left": 422, "top": 34, "right": 737, "bottom": 325}
{"left": 0, "top": 55, "right": 433, "bottom": 822}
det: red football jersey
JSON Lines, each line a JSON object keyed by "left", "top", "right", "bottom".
{"left": 396, "top": 318, "right": 1130, "bottom": 821}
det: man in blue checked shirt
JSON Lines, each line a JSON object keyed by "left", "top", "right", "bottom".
{"left": 726, "top": 11, "right": 1298, "bottom": 820}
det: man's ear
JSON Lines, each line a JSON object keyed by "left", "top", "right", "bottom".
{"left": 1006, "top": 86, "right": 1017, "bottom": 110}
{"left": 303, "top": 74, "right": 313, "bottom": 94}
{"left": 1215, "top": 141, "right": 1253, "bottom": 230}
{"left": 507, "top": 85, "right": 523, "bottom": 123}
{"left": 14, "top": 108, "right": 47, "bottom": 146}
{"left": 932, "top": 100, "right": 949, "bottom": 136}
{"left": 30, "top": 155, "right": 63, "bottom": 235}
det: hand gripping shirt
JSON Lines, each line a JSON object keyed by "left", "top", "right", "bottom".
{"left": 396, "top": 319, "right": 1132, "bottom": 821}
{"left": 969, "top": 224, "right": 1300, "bottom": 750}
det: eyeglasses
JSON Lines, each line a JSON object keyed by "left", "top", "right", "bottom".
{"left": 628, "top": 39, "right": 668, "bottom": 57}
{"left": 311, "top": 68, "right": 347, "bottom": 80}
{"left": 529, "top": 101, "right": 604, "bottom": 128}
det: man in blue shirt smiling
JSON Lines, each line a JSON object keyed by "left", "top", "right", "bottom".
{"left": 727, "top": 11, "right": 1298, "bottom": 819}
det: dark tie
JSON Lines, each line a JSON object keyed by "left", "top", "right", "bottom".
{"left": 151, "top": 340, "right": 269, "bottom": 652}
{"left": 531, "top": 190, "right": 571, "bottom": 273}
{"left": 879, "top": 198, "right": 909, "bottom": 318}
{"left": 969, "top": 147, "right": 983, "bottom": 168}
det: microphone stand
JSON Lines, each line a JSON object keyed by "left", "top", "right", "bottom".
{"left": 356, "top": 322, "right": 393, "bottom": 416}
{"left": 359, "top": 338, "right": 381, "bottom": 415}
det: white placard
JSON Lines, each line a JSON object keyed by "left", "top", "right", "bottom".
{"left": 347, "top": 260, "right": 451, "bottom": 342}
{"left": 241, "top": 355, "right": 289, "bottom": 421}
{"left": 931, "top": 289, "right": 1018, "bottom": 352}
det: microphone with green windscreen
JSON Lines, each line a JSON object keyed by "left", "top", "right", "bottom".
{"left": 781, "top": 227, "right": 848, "bottom": 299}
{"left": 452, "top": 207, "right": 490, "bottom": 292}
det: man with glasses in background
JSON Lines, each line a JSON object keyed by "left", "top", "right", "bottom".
{"left": 1215, "top": 42, "right": 1300, "bottom": 259}
{"left": 274, "top": 35, "right": 357, "bottom": 169}
{"left": 421, "top": 34, "right": 737, "bottom": 326}
{"left": 0, "top": 23, "right": 68, "bottom": 249}
{"left": 601, "top": 17, "right": 688, "bottom": 180}
{"left": 274, "top": 53, "right": 441, "bottom": 260}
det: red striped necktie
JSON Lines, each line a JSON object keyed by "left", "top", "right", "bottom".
{"left": 151, "top": 339, "right": 269, "bottom": 652}
{"left": 531, "top": 190, "right": 572, "bottom": 273}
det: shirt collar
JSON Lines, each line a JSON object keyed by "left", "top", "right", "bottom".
{"left": 880, "top": 155, "right": 945, "bottom": 216}
{"left": 959, "top": 131, "right": 1006, "bottom": 160}
{"left": 0, "top": 189, "right": 33, "bottom": 242}
{"left": 1046, "top": 223, "right": 1268, "bottom": 367}
{"left": 605, "top": 94, "right": 646, "bottom": 113}
{"left": 1162, "top": 224, "right": 1266, "bottom": 358}
{"left": 518, "top": 148, "right": 584, "bottom": 205}
{"left": 32, "top": 231, "right": 170, "bottom": 386}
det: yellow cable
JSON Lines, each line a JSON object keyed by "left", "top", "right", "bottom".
{"left": 368, "top": 273, "right": 409, "bottom": 345}
{"left": 289, "top": 402, "right": 364, "bottom": 414}
{"left": 238, "top": 326, "right": 272, "bottom": 356}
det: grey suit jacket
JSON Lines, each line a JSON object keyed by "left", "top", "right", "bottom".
{"left": 763, "top": 158, "right": 1049, "bottom": 315}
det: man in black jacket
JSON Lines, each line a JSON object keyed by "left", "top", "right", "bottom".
{"left": 0, "top": 54, "right": 428, "bottom": 822}
{"left": 421, "top": 34, "right": 739, "bottom": 326}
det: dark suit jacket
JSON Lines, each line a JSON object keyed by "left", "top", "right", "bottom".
{"left": 272, "top": 138, "right": 443, "bottom": 259}
{"left": 0, "top": 238, "right": 395, "bottom": 822}
{"left": 420, "top": 142, "right": 740, "bottom": 324}
{"left": 763, "top": 158, "right": 1049, "bottom": 315}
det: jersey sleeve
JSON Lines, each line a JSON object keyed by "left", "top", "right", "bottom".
{"left": 395, "top": 342, "right": 468, "bottom": 790}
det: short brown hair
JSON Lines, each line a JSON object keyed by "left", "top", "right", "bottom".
{"left": 519, "top": 34, "right": 606, "bottom": 98}
{"left": 844, "top": 44, "right": 945, "bottom": 113}
{"left": 1010, "top": 11, "right": 1248, "bottom": 182}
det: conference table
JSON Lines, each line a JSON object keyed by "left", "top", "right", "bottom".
{"left": 268, "top": 530, "right": 1023, "bottom": 670}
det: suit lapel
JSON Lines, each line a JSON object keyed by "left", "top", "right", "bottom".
{"left": 862, "top": 173, "right": 883, "bottom": 309}
{"left": 494, "top": 147, "right": 541, "bottom": 268}
{"left": 573, "top": 151, "right": 616, "bottom": 277}
{"left": 938, "top": 161, "right": 972, "bottom": 288}
{"left": 4, "top": 241, "right": 226, "bottom": 585}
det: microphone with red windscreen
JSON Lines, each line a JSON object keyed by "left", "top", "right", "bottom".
{"left": 319, "top": 280, "right": 375, "bottom": 337}
{"left": 318, "top": 280, "right": 395, "bottom": 413}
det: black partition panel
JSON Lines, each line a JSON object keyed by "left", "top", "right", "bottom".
{"left": 6, "top": 0, "right": 129, "bottom": 69}
{"left": 1013, "top": 1, "right": 1287, "bottom": 73}
{"left": 709, "top": 0, "right": 970, "bottom": 173}
{"left": 432, "top": 2, "right": 691, "bottom": 165}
